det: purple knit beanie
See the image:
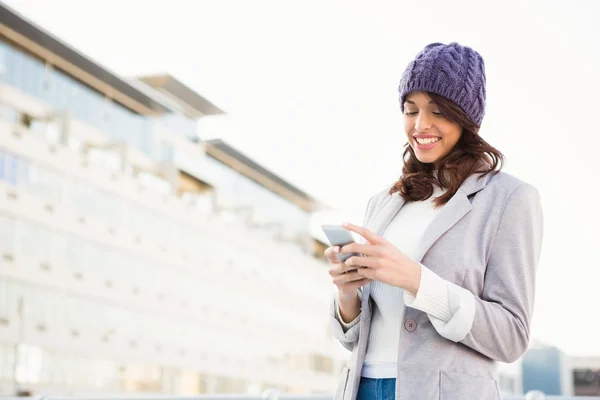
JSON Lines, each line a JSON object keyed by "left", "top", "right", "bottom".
{"left": 399, "top": 42, "right": 487, "bottom": 125}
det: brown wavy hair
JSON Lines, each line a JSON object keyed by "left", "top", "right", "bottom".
{"left": 390, "top": 92, "right": 504, "bottom": 207}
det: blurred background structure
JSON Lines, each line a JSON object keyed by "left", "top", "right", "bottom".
{"left": 0, "top": 2, "right": 348, "bottom": 395}
{"left": 521, "top": 342, "right": 600, "bottom": 397}
{"left": 0, "top": 0, "right": 599, "bottom": 398}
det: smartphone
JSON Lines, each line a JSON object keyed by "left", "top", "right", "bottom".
{"left": 321, "top": 224, "right": 362, "bottom": 263}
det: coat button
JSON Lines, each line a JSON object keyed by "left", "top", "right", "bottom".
{"left": 404, "top": 319, "right": 417, "bottom": 332}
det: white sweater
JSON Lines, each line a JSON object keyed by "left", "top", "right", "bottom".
{"left": 336, "top": 186, "right": 475, "bottom": 379}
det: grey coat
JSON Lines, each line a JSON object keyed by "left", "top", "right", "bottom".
{"left": 331, "top": 171, "right": 543, "bottom": 400}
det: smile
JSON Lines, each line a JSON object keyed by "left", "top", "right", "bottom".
{"left": 413, "top": 136, "right": 442, "bottom": 150}
{"left": 415, "top": 137, "right": 440, "bottom": 145}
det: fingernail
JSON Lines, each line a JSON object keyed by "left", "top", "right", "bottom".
{"left": 333, "top": 246, "right": 339, "bottom": 253}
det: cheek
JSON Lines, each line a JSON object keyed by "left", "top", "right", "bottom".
{"left": 403, "top": 118, "right": 414, "bottom": 137}
{"left": 441, "top": 125, "right": 462, "bottom": 147}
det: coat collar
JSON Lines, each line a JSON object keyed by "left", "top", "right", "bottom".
{"left": 369, "top": 171, "right": 493, "bottom": 263}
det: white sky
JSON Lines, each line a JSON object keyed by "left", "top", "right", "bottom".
{"left": 5, "top": 0, "right": 600, "bottom": 357}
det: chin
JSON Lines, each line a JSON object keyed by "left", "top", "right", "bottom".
{"left": 414, "top": 152, "right": 441, "bottom": 165}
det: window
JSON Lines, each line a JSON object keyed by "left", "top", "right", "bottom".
{"left": 15, "top": 344, "right": 42, "bottom": 384}
{"left": 0, "top": 344, "right": 15, "bottom": 380}
{"left": 309, "top": 354, "right": 334, "bottom": 374}
{"left": 214, "top": 376, "right": 247, "bottom": 393}
{"left": 0, "top": 103, "right": 18, "bottom": 123}
{"left": 0, "top": 151, "right": 18, "bottom": 185}
{"left": 0, "top": 216, "right": 15, "bottom": 253}
{"left": 0, "top": 281, "right": 9, "bottom": 325}
{"left": 26, "top": 165, "right": 62, "bottom": 203}
{"left": 158, "top": 141, "right": 175, "bottom": 163}
{"left": 119, "top": 364, "right": 163, "bottom": 393}
{"left": 65, "top": 236, "right": 86, "bottom": 276}
{"left": 574, "top": 369, "right": 600, "bottom": 396}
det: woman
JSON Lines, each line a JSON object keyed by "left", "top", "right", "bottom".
{"left": 326, "top": 42, "right": 543, "bottom": 400}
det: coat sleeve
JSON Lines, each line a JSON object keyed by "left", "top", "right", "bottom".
{"left": 330, "top": 291, "right": 363, "bottom": 351}
{"left": 405, "top": 183, "right": 543, "bottom": 363}
{"left": 459, "top": 183, "right": 543, "bottom": 362}
{"left": 330, "top": 193, "right": 380, "bottom": 351}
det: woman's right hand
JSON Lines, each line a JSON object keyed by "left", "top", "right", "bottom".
{"left": 325, "top": 246, "right": 372, "bottom": 299}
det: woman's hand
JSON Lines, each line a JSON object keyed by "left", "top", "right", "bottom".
{"left": 324, "top": 245, "right": 371, "bottom": 299}
{"left": 341, "top": 222, "right": 422, "bottom": 295}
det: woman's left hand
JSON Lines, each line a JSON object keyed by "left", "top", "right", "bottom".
{"left": 341, "top": 222, "right": 422, "bottom": 295}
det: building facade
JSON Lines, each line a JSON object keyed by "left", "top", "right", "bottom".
{"left": 0, "top": 3, "right": 345, "bottom": 396}
{"left": 522, "top": 343, "right": 600, "bottom": 397}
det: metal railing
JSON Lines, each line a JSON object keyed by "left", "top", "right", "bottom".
{"left": 2, "top": 392, "right": 600, "bottom": 400}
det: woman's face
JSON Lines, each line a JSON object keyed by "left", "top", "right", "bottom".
{"left": 403, "top": 91, "right": 462, "bottom": 165}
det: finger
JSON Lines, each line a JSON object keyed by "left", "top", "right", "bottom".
{"left": 356, "top": 266, "right": 377, "bottom": 280}
{"left": 329, "top": 262, "right": 358, "bottom": 276}
{"left": 332, "top": 270, "right": 367, "bottom": 285}
{"left": 340, "top": 243, "right": 378, "bottom": 257}
{"left": 347, "top": 278, "right": 372, "bottom": 291}
{"left": 342, "top": 222, "right": 384, "bottom": 245}
{"left": 345, "top": 256, "right": 379, "bottom": 268}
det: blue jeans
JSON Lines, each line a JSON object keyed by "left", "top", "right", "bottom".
{"left": 357, "top": 377, "right": 396, "bottom": 400}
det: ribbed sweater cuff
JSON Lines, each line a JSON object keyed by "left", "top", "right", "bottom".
{"left": 404, "top": 264, "right": 453, "bottom": 322}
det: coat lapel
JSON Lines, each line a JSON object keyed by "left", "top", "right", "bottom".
{"left": 412, "top": 191, "right": 472, "bottom": 263}
{"left": 413, "top": 172, "right": 490, "bottom": 263}
{"left": 362, "top": 171, "right": 492, "bottom": 297}
{"left": 370, "top": 192, "right": 406, "bottom": 237}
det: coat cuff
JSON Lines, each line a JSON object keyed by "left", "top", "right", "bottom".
{"left": 404, "top": 264, "right": 476, "bottom": 342}
{"left": 330, "top": 294, "right": 361, "bottom": 343}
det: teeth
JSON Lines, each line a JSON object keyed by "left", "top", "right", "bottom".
{"left": 416, "top": 137, "right": 440, "bottom": 144}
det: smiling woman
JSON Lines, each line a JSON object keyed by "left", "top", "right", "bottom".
{"left": 325, "top": 42, "right": 543, "bottom": 400}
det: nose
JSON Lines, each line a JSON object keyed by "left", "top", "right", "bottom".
{"left": 415, "top": 112, "right": 433, "bottom": 132}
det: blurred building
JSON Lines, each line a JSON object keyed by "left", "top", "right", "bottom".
{"left": 497, "top": 360, "right": 524, "bottom": 396}
{"left": 0, "top": 3, "right": 345, "bottom": 396}
{"left": 570, "top": 356, "right": 600, "bottom": 396}
{"left": 522, "top": 342, "right": 600, "bottom": 396}
{"left": 522, "top": 344, "right": 570, "bottom": 395}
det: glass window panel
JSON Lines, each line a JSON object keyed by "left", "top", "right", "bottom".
{"left": 3, "top": 45, "right": 19, "bottom": 88}
{"left": 10, "top": 49, "right": 23, "bottom": 92}
{"left": 0, "top": 216, "right": 15, "bottom": 253}
{"left": 0, "top": 41, "right": 6, "bottom": 69}
{"left": 14, "top": 220, "right": 34, "bottom": 256}
{"left": 16, "top": 156, "right": 29, "bottom": 188}
{"left": 0, "top": 149, "right": 5, "bottom": 181}
{"left": 0, "top": 104, "right": 18, "bottom": 123}
{"left": 4, "top": 153, "right": 18, "bottom": 185}
{"left": 1, "top": 344, "right": 15, "bottom": 380}
{"left": 0, "top": 280, "right": 8, "bottom": 317}
{"left": 48, "top": 230, "right": 66, "bottom": 267}
{"left": 44, "top": 168, "right": 62, "bottom": 204}
{"left": 34, "top": 225, "right": 51, "bottom": 263}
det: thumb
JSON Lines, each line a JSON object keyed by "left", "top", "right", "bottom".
{"left": 324, "top": 246, "right": 342, "bottom": 264}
